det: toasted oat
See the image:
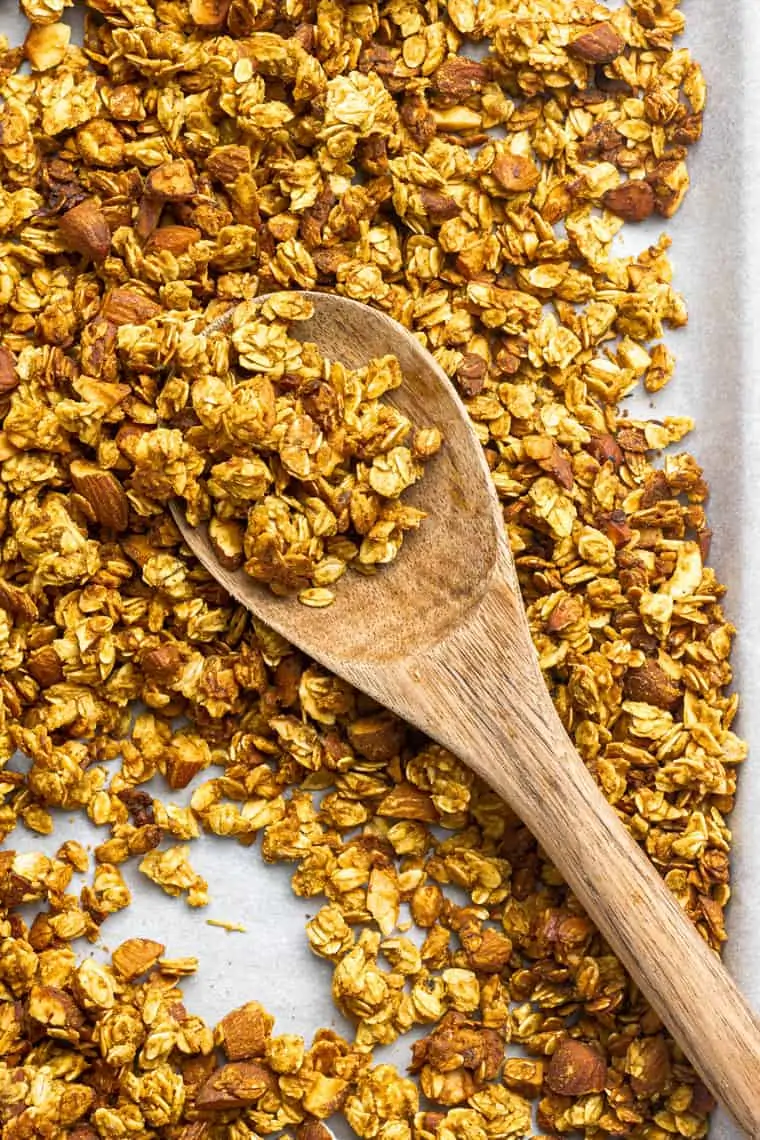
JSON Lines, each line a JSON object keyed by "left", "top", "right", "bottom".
{"left": 0, "top": 1, "right": 733, "bottom": 1139}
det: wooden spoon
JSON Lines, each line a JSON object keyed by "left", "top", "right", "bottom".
{"left": 172, "top": 292, "right": 760, "bottom": 1134}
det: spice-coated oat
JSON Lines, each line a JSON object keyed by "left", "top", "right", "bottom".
{"left": 0, "top": 0, "right": 740, "bottom": 1137}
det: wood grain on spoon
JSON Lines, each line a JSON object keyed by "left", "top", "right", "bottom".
{"left": 172, "top": 292, "right": 760, "bottom": 1136}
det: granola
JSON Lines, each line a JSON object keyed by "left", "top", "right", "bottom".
{"left": 0, "top": 1, "right": 737, "bottom": 1139}
{"left": 149, "top": 294, "right": 441, "bottom": 606}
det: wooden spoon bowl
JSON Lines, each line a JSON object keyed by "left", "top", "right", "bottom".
{"left": 172, "top": 292, "right": 760, "bottom": 1136}
{"left": 193, "top": 295, "right": 501, "bottom": 662}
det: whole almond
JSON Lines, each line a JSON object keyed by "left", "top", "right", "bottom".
{"left": 492, "top": 154, "right": 540, "bottom": 193}
{"left": 0, "top": 346, "right": 19, "bottom": 395}
{"left": 59, "top": 199, "right": 111, "bottom": 262}
{"left": 546, "top": 1038, "right": 607, "bottom": 1096}
{"left": 602, "top": 180, "right": 655, "bottom": 222}
{"left": 568, "top": 21, "right": 625, "bottom": 64}
{"left": 433, "top": 57, "right": 489, "bottom": 99}
{"left": 70, "top": 459, "right": 130, "bottom": 531}
{"left": 141, "top": 644, "right": 184, "bottom": 683}
{"left": 146, "top": 225, "right": 201, "bottom": 255}
{"left": 624, "top": 660, "right": 681, "bottom": 709}
{"left": 27, "top": 645, "right": 64, "bottom": 688}
{"left": 101, "top": 288, "right": 161, "bottom": 326}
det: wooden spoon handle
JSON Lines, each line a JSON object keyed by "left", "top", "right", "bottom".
{"left": 403, "top": 566, "right": 760, "bottom": 1136}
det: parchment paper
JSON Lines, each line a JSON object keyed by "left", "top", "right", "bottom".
{"left": 0, "top": 4, "right": 757, "bottom": 1138}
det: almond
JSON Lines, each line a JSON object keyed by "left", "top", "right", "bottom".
{"left": 0, "top": 346, "right": 19, "bottom": 395}
{"left": 418, "top": 188, "right": 460, "bottom": 224}
{"left": 189, "top": 0, "right": 230, "bottom": 27}
{"left": 141, "top": 643, "right": 184, "bottom": 684}
{"left": 432, "top": 57, "right": 489, "bottom": 99}
{"left": 602, "top": 180, "right": 655, "bottom": 222}
{"left": 626, "top": 1035, "right": 671, "bottom": 1096}
{"left": 70, "top": 459, "right": 130, "bottom": 531}
{"left": 492, "top": 153, "right": 540, "bottom": 193}
{"left": 146, "top": 159, "right": 197, "bottom": 202}
{"left": 585, "top": 431, "right": 623, "bottom": 468}
{"left": 115, "top": 421, "right": 151, "bottom": 459}
{"left": 219, "top": 1002, "right": 274, "bottom": 1061}
{"left": 146, "top": 225, "right": 201, "bottom": 255}
{"left": 196, "top": 1062, "right": 276, "bottom": 1110}
{"left": 206, "top": 145, "right": 251, "bottom": 183}
{"left": 209, "top": 517, "right": 245, "bottom": 571}
{"left": 568, "top": 22, "right": 625, "bottom": 64}
{"left": 59, "top": 199, "right": 111, "bottom": 262}
{"left": 624, "top": 660, "right": 681, "bottom": 709}
{"left": 101, "top": 288, "right": 161, "bottom": 326}
{"left": 297, "top": 1125, "right": 334, "bottom": 1140}
{"left": 596, "top": 508, "right": 633, "bottom": 547}
{"left": 546, "top": 1038, "right": 607, "bottom": 1095}
{"left": 27, "top": 645, "right": 64, "bottom": 688}
{"left": 0, "top": 579, "right": 38, "bottom": 623}
{"left": 546, "top": 595, "right": 584, "bottom": 633}
{"left": 135, "top": 193, "right": 163, "bottom": 242}
{"left": 455, "top": 352, "right": 487, "bottom": 397}
{"left": 112, "top": 937, "right": 165, "bottom": 980}
{"left": 347, "top": 713, "right": 405, "bottom": 762}
{"left": 461, "top": 926, "right": 512, "bottom": 973}
{"left": 166, "top": 749, "right": 208, "bottom": 791}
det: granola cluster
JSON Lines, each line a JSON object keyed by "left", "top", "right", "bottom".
{"left": 0, "top": 0, "right": 743, "bottom": 1138}
{"left": 152, "top": 292, "right": 441, "bottom": 607}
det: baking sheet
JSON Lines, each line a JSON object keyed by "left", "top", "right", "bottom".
{"left": 1, "top": 3, "right": 758, "bottom": 1137}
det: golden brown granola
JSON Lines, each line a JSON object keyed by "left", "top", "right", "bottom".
{"left": 150, "top": 292, "right": 441, "bottom": 606}
{"left": 0, "top": 0, "right": 738, "bottom": 1138}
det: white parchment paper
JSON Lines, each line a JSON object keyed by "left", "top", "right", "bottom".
{"left": 0, "top": 4, "right": 757, "bottom": 1138}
